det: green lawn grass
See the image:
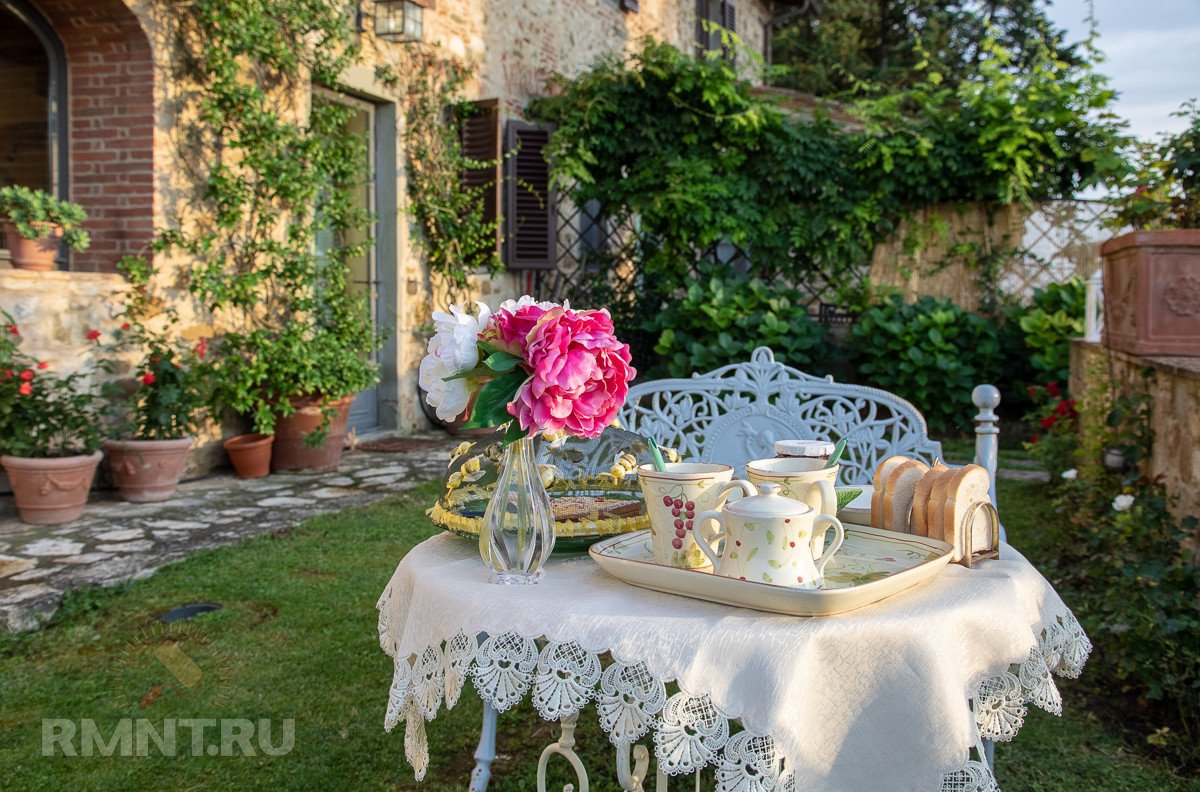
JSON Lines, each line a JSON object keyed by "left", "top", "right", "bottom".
{"left": 0, "top": 479, "right": 1196, "bottom": 791}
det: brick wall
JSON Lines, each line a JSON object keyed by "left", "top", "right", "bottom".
{"left": 33, "top": 0, "right": 155, "bottom": 273}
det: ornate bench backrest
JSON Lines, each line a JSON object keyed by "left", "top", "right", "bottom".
{"left": 619, "top": 347, "right": 944, "bottom": 485}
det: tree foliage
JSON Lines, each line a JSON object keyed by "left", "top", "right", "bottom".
{"left": 770, "top": 0, "right": 1075, "bottom": 96}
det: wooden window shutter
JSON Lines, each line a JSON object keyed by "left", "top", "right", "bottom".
{"left": 458, "top": 98, "right": 502, "bottom": 263}
{"left": 504, "top": 120, "right": 557, "bottom": 270}
{"left": 721, "top": 1, "right": 735, "bottom": 34}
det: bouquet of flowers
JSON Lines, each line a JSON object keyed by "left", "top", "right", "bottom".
{"left": 419, "top": 296, "right": 636, "bottom": 443}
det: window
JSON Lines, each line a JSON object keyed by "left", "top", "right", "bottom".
{"left": 0, "top": 0, "right": 68, "bottom": 259}
{"left": 457, "top": 100, "right": 557, "bottom": 270}
{"left": 695, "top": 0, "right": 736, "bottom": 60}
{"left": 374, "top": 0, "right": 429, "bottom": 42}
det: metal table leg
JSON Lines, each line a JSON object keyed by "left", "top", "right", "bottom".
{"left": 470, "top": 700, "right": 498, "bottom": 791}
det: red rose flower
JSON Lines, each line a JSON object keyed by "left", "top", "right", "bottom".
{"left": 36, "top": 361, "right": 49, "bottom": 370}
{"left": 1055, "top": 399, "right": 1076, "bottom": 416}
{"left": 6, "top": 324, "right": 17, "bottom": 336}
{"left": 195, "top": 338, "right": 208, "bottom": 358}
{"left": 1030, "top": 435, "right": 1040, "bottom": 444}
{"left": 2, "top": 369, "right": 12, "bottom": 380}
{"left": 1046, "top": 381, "right": 1060, "bottom": 398}
{"left": 86, "top": 329, "right": 101, "bottom": 341}
{"left": 140, "top": 372, "right": 156, "bottom": 386}
{"left": 121, "top": 322, "right": 132, "bottom": 331}
{"left": 18, "top": 382, "right": 32, "bottom": 396}
{"left": 19, "top": 369, "right": 33, "bottom": 381}
{"left": 1040, "top": 415, "right": 1057, "bottom": 430}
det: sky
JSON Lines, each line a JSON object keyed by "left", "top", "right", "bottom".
{"left": 1046, "top": 0, "right": 1200, "bottom": 142}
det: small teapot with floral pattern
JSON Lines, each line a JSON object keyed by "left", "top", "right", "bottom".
{"left": 694, "top": 482, "right": 844, "bottom": 589}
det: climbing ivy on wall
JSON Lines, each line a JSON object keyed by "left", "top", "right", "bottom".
{"left": 529, "top": 37, "right": 1128, "bottom": 295}
{"left": 159, "top": 0, "right": 380, "bottom": 432}
{"left": 374, "top": 52, "right": 505, "bottom": 294}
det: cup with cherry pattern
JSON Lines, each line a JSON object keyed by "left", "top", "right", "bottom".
{"left": 636, "top": 463, "right": 755, "bottom": 569}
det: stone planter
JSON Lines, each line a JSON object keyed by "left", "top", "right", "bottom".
{"left": 1100, "top": 229, "right": 1200, "bottom": 356}
{"left": 2, "top": 220, "right": 62, "bottom": 271}
{"left": 0, "top": 451, "right": 102, "bottom": 524}
{"left": 223, "top": 433, "right": 274, "bottom": 479}
{"left": 271, "top": 396, "right": 352, "bottom": 473}
{"left": 103, "top": 437, "right": 193, "bottom": 503}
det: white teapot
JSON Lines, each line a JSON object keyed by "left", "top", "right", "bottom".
{"left": 695, "top": 482, "right": 844, "bottom": 589}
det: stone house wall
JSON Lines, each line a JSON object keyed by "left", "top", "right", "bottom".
{"left": 1, "top": 0, "right": 774, "bottom": 476}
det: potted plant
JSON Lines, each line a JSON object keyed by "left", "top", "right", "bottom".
{"left": 0, "top": 186, "right": 90, "bottom": 271}
{"left": 1101, "top": 101, "right": 1200, "bottom": 355}
{"left": 212, "top": 313, "right": 378, "bottom": 473}
{"left": 99, "top": 256, "right": 212, "bottom": 502}
{"left": 0, "top": 314, "right": 104, "bottom": 524}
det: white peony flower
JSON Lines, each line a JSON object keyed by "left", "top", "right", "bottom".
{"left": 1112, "top": 494, "right": 1135, "bottom": 512}
{"left": 428, "top": 301, "right": 492, "bottom": 372}
{"left": 419, "top": 352, "right": 473, "bottom": 421}
{"left": 1061, "top": 468, "right": 1078, "bottom": 480}
{"left": 419, "top": 302, "right": 491, "bottom": 421}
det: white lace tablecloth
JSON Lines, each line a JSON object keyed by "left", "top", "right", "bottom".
{"left": 377, "top": 532, "right": 1090, "bottom": 792}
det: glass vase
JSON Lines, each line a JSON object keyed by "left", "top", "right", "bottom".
{"left": 479, "top": 434, "right": 555, "bottom": 584}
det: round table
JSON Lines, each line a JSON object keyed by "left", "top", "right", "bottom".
{"left": 376, "top": 533, "right": 1090, "bottom": 792}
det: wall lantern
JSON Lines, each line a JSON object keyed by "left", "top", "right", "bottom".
{"left": 373, "top": 0, "right": 432, "bottom": 41}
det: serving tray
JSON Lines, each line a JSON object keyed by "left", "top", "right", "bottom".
{"left": 589, "top": 524, "right": 953, "bottom": 616}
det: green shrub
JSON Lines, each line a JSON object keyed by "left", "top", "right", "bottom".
{"left": 1018, "top": 276, "right": 1086, "bottom": 387}
{"left": 648, "top": 270, "right": 827, "bottom": 379}
{"left": 1045, "top": 388, "right": 1200, "bottom": 765}
{"left": 848, "top": 295, "right": 1002, "bottom": 434}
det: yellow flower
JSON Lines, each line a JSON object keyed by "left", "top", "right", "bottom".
{"left": 448, "top": 471, "right": 464, "bottom": 488}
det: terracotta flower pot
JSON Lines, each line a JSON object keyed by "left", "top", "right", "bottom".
{"left": 2, "top": 220, "right": 62, "bottom": 271}
{"left": 1100, "top": 229, "right": 1200, "bottom": 356}
{"left": 271, "top": 395, "right": 352, "bottom": 473}
{"left": 103, "top": 437, "right": 193, "bottom": 503}
{"left": 223, "top": 433, "right": 274, "bottom": 479}
{"left": 0, "top": 451, "right": 102, "bottom": 525}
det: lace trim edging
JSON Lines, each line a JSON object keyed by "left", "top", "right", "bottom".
{"left": 379, "top": 609, "right": 1090, "bottom": 792}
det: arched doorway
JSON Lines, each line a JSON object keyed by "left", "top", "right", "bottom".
{"left": 0, "top": 0, "right": 69, "bottom": 265}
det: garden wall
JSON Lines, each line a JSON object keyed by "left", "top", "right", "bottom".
{"left": 870, "top": 201, "right": 1108, "bottom": 310}
{"left": 1070, "top": 339, "right": 1200, "bottom": 527}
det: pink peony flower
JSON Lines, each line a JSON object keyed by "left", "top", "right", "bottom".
{"left": 486, "top": 296, "right": 558, "bottom": 355}
{"left": 507, "top": 306, "right": 635, "bottom": 439}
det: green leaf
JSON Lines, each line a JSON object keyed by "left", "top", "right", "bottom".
{"left": 484, "top": 350, "right": 524, "bottom": 373}
{"left": 463, "top": 369, "right": 529, "bottom": 429}
{"left": 501, "top": 418, "right": 528, "bottom": 447}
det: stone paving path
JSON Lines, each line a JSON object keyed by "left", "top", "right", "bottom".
{"left": 0, "top": 438, "right": 456, "bottom": 631}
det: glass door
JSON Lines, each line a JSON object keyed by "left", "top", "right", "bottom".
{"left": 314, "top": 90, "right": 380, "bottom": 433}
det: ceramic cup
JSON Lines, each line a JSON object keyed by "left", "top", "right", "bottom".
{"left": 637, "top": 462, "right": 755, "bottom": 569}
{"left": 746, "top": 457, "right": 839, "bottom": 555}
{"left": 695, "top": 482, "right": 845, "bottom": 589}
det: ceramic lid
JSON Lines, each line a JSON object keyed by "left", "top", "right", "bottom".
{"left": 774, "top": 440, "right": 835, "bottom": 457}
{"left": 724, "top": 482, "right": 813, "bottom": 517}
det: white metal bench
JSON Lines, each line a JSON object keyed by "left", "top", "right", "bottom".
{"left": 618, "top": 347, "right": 1001, "bottom": 504}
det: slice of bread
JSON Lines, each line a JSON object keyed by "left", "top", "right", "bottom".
{"left": 911, "top": 462, "right": 949, "bottom": 537}
{"left": 926, "top": 467, "right": 956, "bottom": 544}
{"left": 872, "top": 455, "right": 911, "bottom": 529}
{"left": 941, "top": 464, "right": 994, "bottom": 561}
{"left": 883, "top": 459, "right": 930, "bottom": 533}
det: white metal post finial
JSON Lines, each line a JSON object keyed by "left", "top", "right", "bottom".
{"left": 972, "top": 385, "right": 1001, "bottom": 511}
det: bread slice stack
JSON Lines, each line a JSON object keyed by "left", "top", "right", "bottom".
{"left": 870, "top": 457, "right": 999, "bottom": 565}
